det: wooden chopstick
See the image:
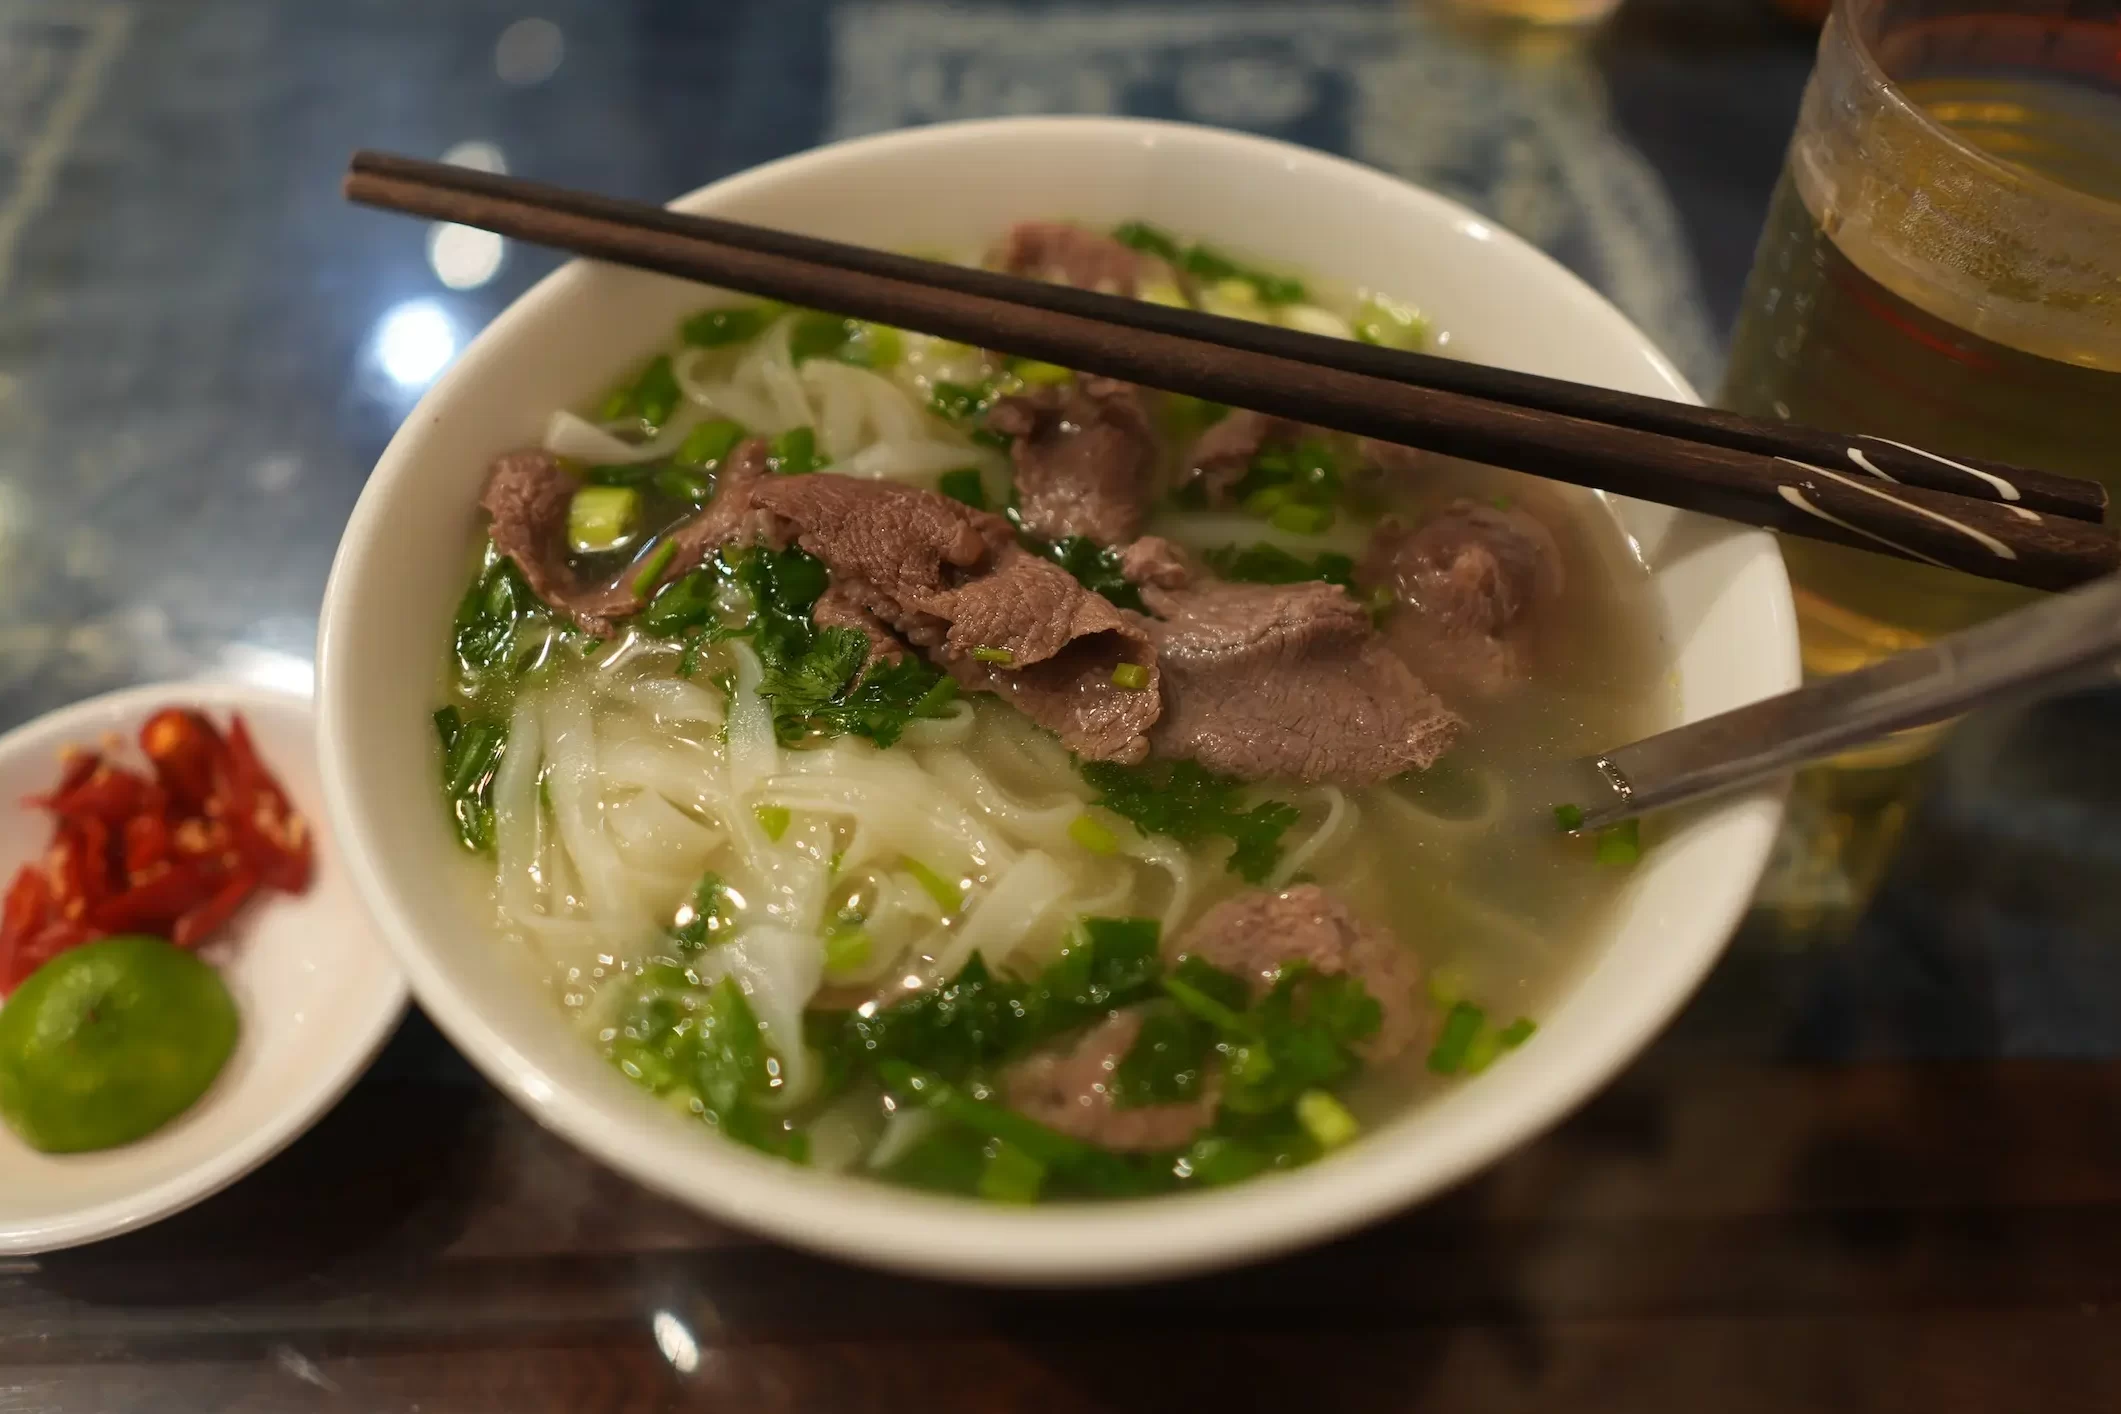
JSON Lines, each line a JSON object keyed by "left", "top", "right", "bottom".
{"left": 349, "top": 150, "right": 2106, "bottom": 526}
{"left": 343, "top": 152, "right": 2121, "bottom": 594}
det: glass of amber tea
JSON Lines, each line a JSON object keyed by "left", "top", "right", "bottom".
{"left": 1722, "top": 0, "right": 2121, "bottom": 930}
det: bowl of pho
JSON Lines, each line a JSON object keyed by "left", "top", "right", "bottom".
{"left": 318, "top": 117, "right": 1797, "bottom": 1283}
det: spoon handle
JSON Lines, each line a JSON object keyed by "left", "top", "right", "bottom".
{"left": 1559, "top": 573, "right": 2121, "bottom": 831}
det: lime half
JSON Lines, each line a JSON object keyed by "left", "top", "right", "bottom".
{"left": 0, "top": 934, "right": 239, "bottom": 1153}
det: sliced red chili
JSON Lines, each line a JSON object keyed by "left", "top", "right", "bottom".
{"left": 88, "top": 863, "right": 215, "bottom": 934}
{"left": 140, "top": 708, "right": 221, "bottom": 812}
{"left": 39, "top": 763, "right": 154, "bottom": 825}
{"left": 71, "top": 815, "right": 115, "bottom": 912}
{"left": 172, "top": 869, "right": 258, "bottom": 948}
{"left": 124, "top": 813, "right": 173, "bottom": 874}
{"left": 1, "top": 864, "right": 52, "bottom": 950}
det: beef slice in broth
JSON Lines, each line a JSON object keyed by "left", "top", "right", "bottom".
{"left": 1004, "top": 1008, "right": 1219, "bottom": 1152}
{"left": 1174, "top": 884, "right": 1422, "bottom": 1063}
{"left": 985, "top": 376, "right": 1157, "bottom": 544}
{"left": 1359, "top": 499, "right": 1563, "bottom": 700}
{"left": 1136, "top": 576, "right": 1458, "bottom": 786}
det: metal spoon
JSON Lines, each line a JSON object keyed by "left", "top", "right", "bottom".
{"left": 1543, "top": 571, "right": 2121, "bottom": 832}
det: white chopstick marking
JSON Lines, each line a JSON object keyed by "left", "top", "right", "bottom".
{"left": 1779, "top": 458, "right": 2016, "bottom": 560}
{"left": 1850, "top": 445, "right": 2040, "bottom": 521}
{"left": 1863, "top": 436, "right": 2027, "bottom": 503}
{"left": 1777, "top": 486, "right": 1950, "bottom": 568}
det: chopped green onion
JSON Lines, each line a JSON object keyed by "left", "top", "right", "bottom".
{"left": 1427, "top": 1001, "right": 1486, "bottom": 1075}
{"left": 903, "top": 857, "right": 963, "bottom": 914}
{"left": 789, "top": 312, "right": 855, "bottom": 363}
{"left": 1162, "top": 974, "right": 1253, "bottom": 1035}
{"left": 843, "top": 322, "right": 902, "bottom": 369}
{"left": 767, "top": 426, "right": 822, "bottom": 475}
{"left": 675, "top": 418, "right": 746, "bottom": 469}
{"left": 929, "top": 380, "right": 983, "bottom": 423}
{"left": 1461, "top": 1028, "right": 1505, "bottom": 1075}
{"left": 680, "top": 304, "right": 777, "bottom": 348}
{"left": 566, "top": 485, "right": 638, "bottom": 553}
{"left": 1425, "top": 965, "right": 1469, "bottom": 1009}
{"left": 1492, "top": 493, "right": 1514, "bottom": 512}
{"left": 630, "top": 538, "right": 679, "bottom": 596}
{"left": 976, "top": 1139, "right": 1047, "bottom": 1203}
{"left": 1270, "top": 502, "right": 1334, "bottom": 535}
{"left": 1295, "top": 1090, "right": 1361, "bottom": 1150}
{"left": 1553, "top": 803, "right": 1585, "bottom": 833}
{"left": 1110, "top": 220, "right": 1183, "bottom": 262}
{"left": 1138, "top": 282, "right": 1191, "bottom": 309}
{"left": 1110, "top": 662, "right": 1151, "bottom": 690}
{"left": 937, "top": 468, "right": 987, "bottom": 509}
{"left": 877, "top": 1061, "right": 1094, "bottom": 1167}
{"left": 1183, "top": 244, "right": 1241, "bottom": 281}
{"left": 1596, "top": 818, "right": 1643, "bottom": 866}
{"left": 1499, "top": 1017, "right": 1538, "bottom": 1048}
{"left": 652, "top": 467, "right": 712, "bottom": 504}
{"left": 1249, "top": 272, "right": 1308, "bottom": 305}
{"left": 1243, "top": 486, "right": 1290, "bottom": 517}
{"left": 823, "top": 925, "right": 872, "bottom": 977}
{"left": 1068, "top": 813, "right": 1120, "bottom": 856}
{"left": 585, "top": 462, "right": 656, "bottom": 487}
{"left": 1009, "top": 358, "right": 1074, "bottom": 386}
{"left": 1352, "top": 294, "right": 1428, "bottom": 351}
{"left": 971, "top": 645, "right": 1015, "bottom": 665}
{"left": 754, "top": 804, "right": 791, "bottom": 841}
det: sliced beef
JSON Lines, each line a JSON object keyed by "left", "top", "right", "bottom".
{"left": 1003, "top": 1008, "right": 1219, "bottom": 1152}
{"left": 480, "top": 451, "right": 645, "bottom": 636}
{"left": 811, "top": 583, "right": 906, "bottom": 665}
{"left": 1358, "top": 499, "right": 1562, "bottom": 699}
{"left": 747, "top": 476, "right": 1160, "bottom": 762}
{"left": 483, "top": 441, "right": 779, "bottom": 638}
{"left": 1172, "top": 884, "right": 1421, "bottom": 1063}
{"left": 1178, "top": 409, "right": 1307, "bottom": 505}
{"left": 654, "top": 438, "right": 777, "bottom": 585}
{"left": 984, "top": 377, "right": 1157, "bottom": 544}
{"left": 996, "top": 221, "right": 1178, "bottom": 297}
{"left": 1118, "top": 535, "right": 1193, "bottom": 590}
{"left": 1137, "top": 577, "right": 1458, "bottom": 786}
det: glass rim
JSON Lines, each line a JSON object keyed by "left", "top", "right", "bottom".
{"left": 1834, "top": 0, "right": 2121, "bottom": 223}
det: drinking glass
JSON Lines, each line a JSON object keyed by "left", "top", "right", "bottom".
{"left": 1722, "top": 0, "right": 2121, "bottom": 928}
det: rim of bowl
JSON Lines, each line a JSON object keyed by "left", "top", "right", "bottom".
{"left": 320, "top": 115, "right": 1794, "bottom": 1284}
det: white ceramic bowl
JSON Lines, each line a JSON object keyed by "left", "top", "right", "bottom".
{"left": 0, "top": 680, "right": 407, "bottom": 1253}
{"left": 318, "top": 117, "right": 1797, "bottom": 1283}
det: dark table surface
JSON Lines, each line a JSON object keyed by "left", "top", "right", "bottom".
{"left": 5, "top": 1, "right": 2120, "bottom": 1409}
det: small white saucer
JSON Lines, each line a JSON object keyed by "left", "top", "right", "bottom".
{"left": 0, "top": 679, "right": 407, "bottom": 1254}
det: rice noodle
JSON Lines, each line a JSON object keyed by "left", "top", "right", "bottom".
{"left": 1269, "top": 787, "right": 1355, "bottom": 889}
{"left": 922, "top": 849, "right": 1074, "bottom": 981}
{"left": 542, "top": 407, "right": 705, "bottom": 465}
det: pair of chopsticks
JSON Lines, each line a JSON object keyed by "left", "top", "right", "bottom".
{"left": 343, "top": 150, "right": 2117, "bottom": 592}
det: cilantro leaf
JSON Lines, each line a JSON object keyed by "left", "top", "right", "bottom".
{"left": 669, "top": 873, "right": 737, "bottom": 952}
{"left": 1200, "top": 542, "right": 1357, "bottom": 589}
{"left": 757, "top": 625, "right": 871, "bottom": 732}
{"left": 808, "top": 655, "right": 959, "bottom": 749}
{"left": 633, "top": 545, "right": 953, "bottom": 750}
{"left": 607, "top": 967, "right": 805, "bottom": 1160}
{"left": 1024, "top": 533, "right": 1143, "bottom": 610}
{"left": 1079, "top": 759, "right": 1301, "bottom": 883}
{"left": 1111, "top": 1001, "right": 1214, "bottom": 1108}
{"left": 1220, "top": 965, "right": 1380, "bottom": 1116}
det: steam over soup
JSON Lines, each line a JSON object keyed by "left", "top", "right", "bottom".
{"left": 434, "top": 220, "right": 1670, "bottom": 1199}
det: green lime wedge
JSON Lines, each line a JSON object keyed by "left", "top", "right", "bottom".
{"left": 0, "top": 934, "right": 238, "bottom": 1153}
